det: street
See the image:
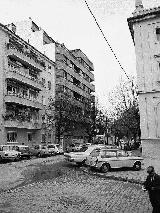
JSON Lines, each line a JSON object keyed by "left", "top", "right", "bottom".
{"left": 0, "top": 156, "right": 152, "bottom": 213}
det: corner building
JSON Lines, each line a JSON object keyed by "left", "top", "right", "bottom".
{"left": 128, "top": 0, "right": 160, "bottom": 164}
{"left": 13, "top": 18, "right": 95, "bottom": 144}
{"left": 0, "top": 22, "right": 55, "bottom": 146}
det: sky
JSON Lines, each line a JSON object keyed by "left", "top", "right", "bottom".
{"left": 0, "top": 0, "right": 160, "bottom": 107}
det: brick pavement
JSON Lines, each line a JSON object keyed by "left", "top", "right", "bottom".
{"left": 0, "top": 164, "right": 152, "bottom": 213}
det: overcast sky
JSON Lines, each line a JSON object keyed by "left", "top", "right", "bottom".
{"left": 0, "top": 0, "right": 160, "bottom": 107}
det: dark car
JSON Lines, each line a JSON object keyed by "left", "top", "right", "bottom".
{"left": 14, "top": 145, "right": 31, "bottom": 159}
{"left": 30, "top": 145, "right": 50, "bottom": 158}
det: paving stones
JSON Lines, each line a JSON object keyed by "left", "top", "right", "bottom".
{"left": 0, "top": 160, "right": 152, "bottom": 213}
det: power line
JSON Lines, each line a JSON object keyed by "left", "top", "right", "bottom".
{"left": 83, "top": 0, "right": 130, "bottom": 80}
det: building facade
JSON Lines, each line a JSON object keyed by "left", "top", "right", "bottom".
{"left": 12, "top": 18, "right": 95, "bottom": 145}
{"left": 0, "top": 22, "right": 55, "bottom": 146}
{"left": 128, "top": 0, "right": 160, "bottom": 163}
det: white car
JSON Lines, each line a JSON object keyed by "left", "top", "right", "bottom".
{"left": 86, "top": 148, "right": 144, "bottom": 172}
{"left": 64, "top": 145, "right": 106, "bottom": 166}
{"left": 0, "top": 145, "right": 21, "bottom": 161}
{"left": 47, "top": 144, "right": 63, "bottom": 155}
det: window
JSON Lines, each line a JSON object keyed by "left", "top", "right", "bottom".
{"left": 41, "top": 134, "right": 46, "bottom": 143}
{"left": 104, "top": 151, "right": 117, "bottom": 158}
{"left": 156, "top": 28, "right": 160, "bottom": 41}
{"left": 90, "top": 149, "right": 100, "bottom": 157}
{"left": 7, "top": 131, "right": 17, "bottom": 142}
{"left": 48, "top": 133, "right": 51, "bottom": 143}
{"left": 63, "top": 71, "right": 67, "bottom": 79}
{"left": 27, "top": 132, "right": 32, "bottom": 142}
{"left": 48, "top": 81, "right": 51, "bottom": 90}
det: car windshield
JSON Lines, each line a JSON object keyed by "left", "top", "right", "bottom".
{"left": 2, "top": 146, "right": 14, "bottom": 151}
{"left": 78, "top": 146, "right": 88, "bottom": 152}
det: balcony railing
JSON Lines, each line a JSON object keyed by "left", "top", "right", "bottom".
{"left": 5, "top": 92, "right": 43, "bottom": 109}
{"left": 3, "top": 116, "right": 41, "bottom": 129}
{"left": 7, "top": 42, "right": 45, "bottom": 72}
{"left": 7, "top": 64, "right": 43, "bottom": 90}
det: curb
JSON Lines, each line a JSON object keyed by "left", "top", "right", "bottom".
{"left": 81, "top": 168, "right": 144, "bottom": 185}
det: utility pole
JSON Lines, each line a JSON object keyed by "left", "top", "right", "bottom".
{"left": 105, "top": 117, "right": 109, "bottom": 145}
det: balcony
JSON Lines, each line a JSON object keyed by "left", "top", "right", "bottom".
{"left": 56, "top": 62, "right": 94, "bottom": 90}
{"left": 4, "top": 92, "right": 43, "bottom": 109}
{"left": 6, "top": 66, "right": 43, "bottom": 91}
{"left": 7, "top": 42, "right": 45, "bottom": 72}
{"left": 4, "top": 119, "right": 41, "bottom": 130}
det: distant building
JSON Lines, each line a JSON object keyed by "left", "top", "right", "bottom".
{"left": 128, "top": 0, "right": 160, "bottom": 162}
{"left": 12, "top": 18, "right": 95, "bottom": 144}
{"left": 0, "top": 22, "right": 55, "bottom": 146}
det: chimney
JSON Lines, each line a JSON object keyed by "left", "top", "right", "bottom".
{"left": 135, "top": 0, "right": 143, "bottom": 9}
{"left": 133, "top": 0, "right": 144, "bottom": 15}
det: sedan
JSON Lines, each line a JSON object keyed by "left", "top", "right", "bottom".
{"left": 86, "top": 148, "right": 144, "bottom": 172}
{"left": 64, "top": 145, "right": 106, "bottom": 166}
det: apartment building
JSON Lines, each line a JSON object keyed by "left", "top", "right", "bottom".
{"left": 55, "top": 44, "right": 95, "bottom": 143}
{"left": 12, "top": 18, "right": 95, "bottom": 144}
{"left": 128, "top": 0, "right": 160, "bottom": 162}
{"left": 0, "top": 22, "right": 55, "bottom": 146}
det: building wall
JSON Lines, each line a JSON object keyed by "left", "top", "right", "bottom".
{"left": 131, "top": 10, "right": 160, "bottom": 161}
{"left": 133, "top": 17, "right": 160, "bottom": 140}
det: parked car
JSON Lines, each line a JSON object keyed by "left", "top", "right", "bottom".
{"left": 86, "top": 148, "right": 144, "bottom": 173}
{"left": 0, "top": 145, "right": 21, "bottom": 161}
{"left": 30, "top": 145, "right": 50, "bottom": 157}
{"left": 14, "top": 145, "right": 31, "bottom": 159}
{"left": 47, "top": 144, "right": 63, "bottom": 155}
{"left": 64, "top": 144, "right": 106, "bottom": 166}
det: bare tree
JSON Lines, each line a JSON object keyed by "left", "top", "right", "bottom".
{"left": 108, "top": 77, "right": 140, "bottom": 142}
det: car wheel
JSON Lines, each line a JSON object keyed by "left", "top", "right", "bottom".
{"left": 81, "top": 159, "right": 86, "bottom": 166}
{"left": 0, "top": 155, "right": 2, "bottom": 163}
{"left": 37, "top": 153, "right": 42, "bottom": 158}
{"left": 101, "top": 163, "right": 110, "bottom": 173}
{"left": 133, "top": 162, "right": 141, "bottom": 171}
{"left": 15, "top": 154, "right": 21, "bottom": 161}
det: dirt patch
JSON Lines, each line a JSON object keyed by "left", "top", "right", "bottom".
{"left": 22, "top": 161, "right": 65, "bottom": 184}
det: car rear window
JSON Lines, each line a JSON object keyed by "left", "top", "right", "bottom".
{"left": 19, "top": 147, "right": 29, "bottom": 151}
{"left": 48, "top": 145, "right": 55, "bottom": 148}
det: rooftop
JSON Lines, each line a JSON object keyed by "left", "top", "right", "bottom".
{"left": 127, "top": 1, "right": 160, "bottom": 43}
